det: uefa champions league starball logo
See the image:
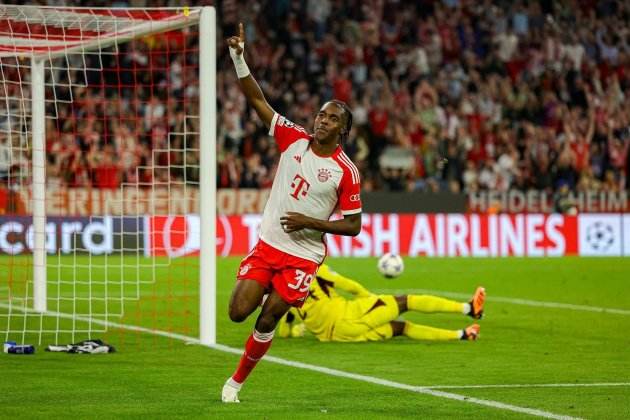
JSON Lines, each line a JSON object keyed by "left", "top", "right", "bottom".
{"left": 585, "top": 221, "right": 615, "bottom": 252}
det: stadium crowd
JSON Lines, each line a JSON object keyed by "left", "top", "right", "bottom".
{"left": 1, "top": 0, "right": 629, "bottom": 197}
{"left": 216, "top": 0, "right": 630, "bottom": 195}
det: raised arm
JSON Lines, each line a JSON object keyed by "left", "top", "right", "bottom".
{"left": 585, "top": 100, "right": 596, "bottom": 144}
{"left": 227, "top": 23, "right": 275, "bottom": 128}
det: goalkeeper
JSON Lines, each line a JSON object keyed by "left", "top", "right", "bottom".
{"left": 278, "top": 264, "right": 485, "bottom": 342}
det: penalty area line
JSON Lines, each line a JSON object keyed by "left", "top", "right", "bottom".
{"left": 0, "top": 303, "right": 581, "bottom": 420}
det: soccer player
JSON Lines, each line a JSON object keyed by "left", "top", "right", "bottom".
{"left": 222, "top": 23, "right": 362, "bottom": 403}
{"left": 277, "top": 264, "right": 485, "bottom": 342}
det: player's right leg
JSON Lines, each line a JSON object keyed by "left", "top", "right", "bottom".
{"left": 350, "top": 321, "right": 481, "bottom": 342}
{"left": 227, "top": 241, "right": 276, "bottom": 323}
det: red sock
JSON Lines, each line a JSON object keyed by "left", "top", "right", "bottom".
{"left": 231, "top": 330, "right": 274, "bottom": 384}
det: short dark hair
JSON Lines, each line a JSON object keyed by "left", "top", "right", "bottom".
{"left": 328, "top": 99, "right": 353, "bottom": 143}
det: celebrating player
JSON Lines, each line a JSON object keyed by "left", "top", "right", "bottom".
{"left": 222, "top": 23, "right": 362, "bottom": 403}
{"left": 277, "top": 264, "right": 485, "bottom": 342}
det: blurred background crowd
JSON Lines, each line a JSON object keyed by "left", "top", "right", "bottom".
{"left": 0, "top": 0, "right": 629, "bottom": 197}
{"left": 217, "top": 0, "right": 629, "bottom": 195}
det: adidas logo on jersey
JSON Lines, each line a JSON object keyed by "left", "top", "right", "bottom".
{"left": 293, "top": 155, "right": 301, "bottom": 163}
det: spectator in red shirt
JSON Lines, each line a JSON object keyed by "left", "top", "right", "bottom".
{"left": 92, "top": 145, "right": 121, "bottom": 189}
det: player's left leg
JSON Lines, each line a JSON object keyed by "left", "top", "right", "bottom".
{"left": 228, "top": 240, "right": 280, "bottom": 323}
{"left": 391, "top": 320, "right": 481, "bottom": 341}
{"left": 223, "top": 289, "right": 291, "bottom": 403}
{"left": 228, "top": 279, "right": 266, "bottom": 322}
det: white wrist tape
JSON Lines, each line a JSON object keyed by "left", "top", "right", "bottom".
{"left": 229, "top": 42, "right": 250, "bottom": 78}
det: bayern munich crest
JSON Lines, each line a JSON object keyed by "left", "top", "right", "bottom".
{"left": 239, "top": 264, "right": 251, "bottom": 276}
{"left": 317, "top": 168, "right": 332, "bottom": 182}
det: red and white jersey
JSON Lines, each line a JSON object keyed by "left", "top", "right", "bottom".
{"left": 259, "top": 113, "right": 362, "bottom": 263}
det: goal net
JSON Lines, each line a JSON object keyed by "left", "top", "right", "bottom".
{"left": 0, "top": 5, "right": 216, "bottom": 347}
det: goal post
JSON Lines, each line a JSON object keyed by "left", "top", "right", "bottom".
{"left": 0, "top": 5, "right": 217, "bottom": 346}
{"left": 31, "top": 55, "right": 46, "bottom": 313}
{"left": 199, "top": 6, "right": 216, "bottom": 346}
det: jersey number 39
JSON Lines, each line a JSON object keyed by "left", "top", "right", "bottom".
{"left": 288, "top": 269, "right": 313, "bottom": 292}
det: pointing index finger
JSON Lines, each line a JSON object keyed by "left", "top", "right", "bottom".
{"left": 238, "top": 22, "right": 245, "bottom": 42}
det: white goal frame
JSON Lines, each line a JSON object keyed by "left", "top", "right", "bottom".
{"left": 2, "top": 5, "right": 217, "bottom": 345}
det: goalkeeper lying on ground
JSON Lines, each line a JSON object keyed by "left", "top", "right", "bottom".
{"left": 278, "top": 264, "right": 485, "bottom": 342}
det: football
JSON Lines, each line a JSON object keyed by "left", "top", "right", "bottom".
{"left": 377, "top": 253, "right": 404, "bottom": 278}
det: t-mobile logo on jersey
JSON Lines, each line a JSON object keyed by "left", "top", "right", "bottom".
{"left": 289, "top": 174, "right": 310, "bottom": 200}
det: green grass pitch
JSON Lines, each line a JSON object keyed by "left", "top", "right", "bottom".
{"left": 1, "top": 256, "right": 629, "bottom": 419}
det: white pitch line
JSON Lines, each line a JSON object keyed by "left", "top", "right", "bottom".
{"left": 427, "top": 383, "right": 630, "bottom": 389}
{"left": 0, "top": 302, "right": 581, "bottom": 420}
{"left": 373, "top": 288, "right": 630, "bottom": 316}
{"left": 238, "top": 350, "right": 582, "bottom": 420}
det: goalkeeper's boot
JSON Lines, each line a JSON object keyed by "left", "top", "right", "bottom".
{"left": 468, "top": 287, "right": 486, "bottom": 319}
{"left": 221, "top": 378, "right": 241, "bottom": 403}
{"left": 461, "top": 324, "right": 480, "bottom": 341}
